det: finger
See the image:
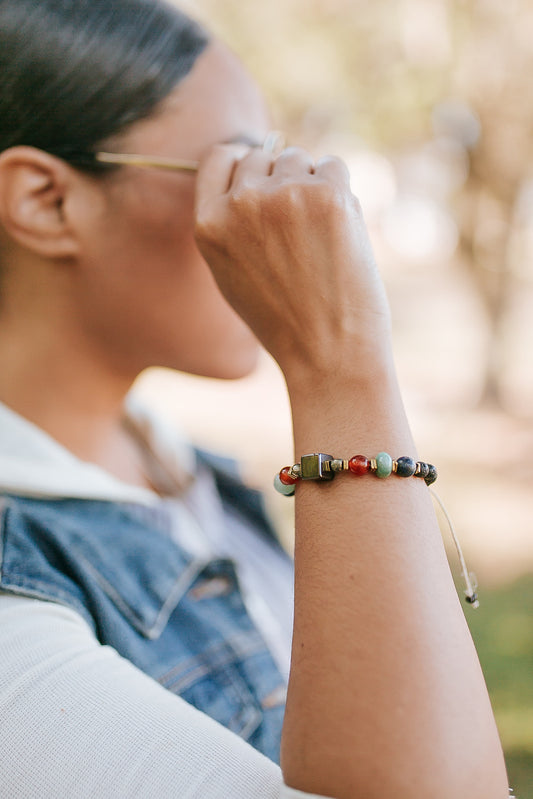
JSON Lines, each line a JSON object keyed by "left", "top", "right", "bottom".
{"left": 313, "top": 155, "right": 352, "bottom": 187}
{"left": 230, "top": 146, "right": 275, "bottom": 190}
{"left": 271, "top": 146, "right": 315, "bottom": 178}
{"left": 195, "top": 143, "right": 250, "bottom": 212}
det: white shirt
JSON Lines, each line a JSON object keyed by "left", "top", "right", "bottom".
{"left": 0, "top": 398, "right": 331, "bottom": 799}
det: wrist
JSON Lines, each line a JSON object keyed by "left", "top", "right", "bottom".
{"left": 284, "top": 350, "right": 416, "bottom": 459}
{"left": 284, "top": 338, "right": 396, "bottom": 408}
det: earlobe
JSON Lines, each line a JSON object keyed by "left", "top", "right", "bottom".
{"left": 0, "top": 147, "right": 80, "bottom": 260}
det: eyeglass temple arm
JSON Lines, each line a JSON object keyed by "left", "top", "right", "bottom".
{"left": 94, "top": 131, "right": 285, "bottom": 174}
{"left": 95, "top": 152, "right": 200, "bottom": 172}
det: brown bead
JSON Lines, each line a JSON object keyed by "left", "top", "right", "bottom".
{"left": 279, "top": 467, "right": 298, "bottom": 486}
{"left": 348, "top": 455, "right": 370, "bottom": 475}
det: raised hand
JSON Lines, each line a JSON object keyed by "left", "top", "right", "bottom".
{"left": 195, "top": 144, "right": 391, "bottom": 382}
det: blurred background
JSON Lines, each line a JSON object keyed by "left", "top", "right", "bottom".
{"left": 135, "top": 0, "right": 533, "bottom": 792}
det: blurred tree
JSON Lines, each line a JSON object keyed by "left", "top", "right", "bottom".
{"left": 450, "top": 0, "right": 533, "bottom": 407}
{"left": 182, "top": 0, "right": 533, "bottom": 409}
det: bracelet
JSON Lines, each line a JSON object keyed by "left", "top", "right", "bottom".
{"left": 273, "top": 451, "right": 480, "bottom": 609}
{"left": 274, "top": 452, "right": 437, "bottom": 497}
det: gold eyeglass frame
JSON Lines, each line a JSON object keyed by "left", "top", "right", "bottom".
{"left": 94, "top": 130, "right": 286, "bottom": 174}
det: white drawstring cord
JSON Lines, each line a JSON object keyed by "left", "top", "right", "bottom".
{"left": 429, "top": 488, "right": 479, "bottom": 608}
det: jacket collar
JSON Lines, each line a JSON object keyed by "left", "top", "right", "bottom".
{"left": 0, "top": 395, "right": 196, "bottom": 505}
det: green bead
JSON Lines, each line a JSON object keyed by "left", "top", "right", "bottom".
{"left": 274, "top": 473, "right": 296, "bottom": 496}
{"left": 375, "top": 451, "right": 393, "bottom": 478}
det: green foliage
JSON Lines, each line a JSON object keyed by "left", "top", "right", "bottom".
{"left": 467, "top": 575, "right": 533, "bottom": 796}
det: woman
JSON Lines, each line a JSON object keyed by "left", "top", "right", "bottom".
{"left": 0, "top": 0, "right": 509, "bottom": 797}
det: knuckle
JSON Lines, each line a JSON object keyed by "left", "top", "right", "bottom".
{"left": 314, "top": 180, "right": 347, "bottom": 210}
{"left": 194, "top": 208, "right": 226, "bottom": 248}
{"left": 276, "top": 145, "right": 310, "bottom": 159}
{"left": 277, "top": 181, "right": 305, "bottom": 204}
{"left": 266, "top": 181, "right": 308, "bottom": 218}
{"left": 267, "top": 179, "right": 350, "bottom": 219}
{"left": 194, "top": 218, "right": 217, "bottom": 247}
{"left": 350, "top": 192, "right": 363, "bottom": 214}
{"left": 319, "top": 154, "right": 345, "bottom": 168}
{"left": 227, "top": 184, "right": 259, "bottom": 214}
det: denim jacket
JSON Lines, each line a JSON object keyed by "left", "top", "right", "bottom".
{"left": 0, "top": 453, "right": 290, "bottom": 764}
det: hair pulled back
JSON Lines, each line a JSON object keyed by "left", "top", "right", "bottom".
{"left": 0, "top": 0, "right": 209, "bottom": 169}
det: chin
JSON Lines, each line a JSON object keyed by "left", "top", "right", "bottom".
{"left": 197, "top": 341, "right": 262, "bottom": 380}
{"left": 167, "top": 335, "right": 262, "bottom": 381}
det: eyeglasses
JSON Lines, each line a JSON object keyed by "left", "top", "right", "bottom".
{"left": 93, "top": 130, "right": 286, "bottom": 174}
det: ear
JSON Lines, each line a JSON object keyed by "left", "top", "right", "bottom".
{"left": 0, "top": 146, "right": 82, "bottom": 260}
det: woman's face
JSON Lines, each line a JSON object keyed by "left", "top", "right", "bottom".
{"left": 73, "top": 41, "right": 271, "bottom": 379}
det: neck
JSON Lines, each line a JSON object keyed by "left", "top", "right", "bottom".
{"left": 0, "top": 316, "right": 154, "bottom": 489}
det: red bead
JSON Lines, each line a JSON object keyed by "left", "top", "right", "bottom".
{"left": 279, "top": 467, "right": 298, "bottom": 485}
{"left": 348, "top": 455, "right": 369, "bottom": 475}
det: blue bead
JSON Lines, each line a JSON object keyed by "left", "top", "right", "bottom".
{"left": 416, "top": 462, "right": 430, "bottom": 479}
{"left": 396, "top": 456, "right": 416, "bottom": 477}
{"left": 274, "top": 473, "right": 296, "bottom": 496}
{"left": 424, "top": 464, "right": 438, "bottom": 485}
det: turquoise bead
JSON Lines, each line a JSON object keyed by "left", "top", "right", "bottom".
{"left": 274, "top": 473, "right": 296, "bottom": 496}
{"left": 375, "top": 451, "right": 393, "bottom": 478}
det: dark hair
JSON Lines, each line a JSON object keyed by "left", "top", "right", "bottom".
{"left": 0, "top": 0, "right": 209, "bottom": 170}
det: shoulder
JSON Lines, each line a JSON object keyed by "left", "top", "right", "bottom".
{"left": 0, "top": 593, "right": 286, "bottom": 798}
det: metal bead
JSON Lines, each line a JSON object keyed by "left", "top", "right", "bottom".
{"left": 465, "top": 592, "right": 478, "bottom": 605}
{"left": 300, "top": 453, "right": 335, "bottom": 481}
{"left": 330, "top": 459, "right": 344, "bottom": 472}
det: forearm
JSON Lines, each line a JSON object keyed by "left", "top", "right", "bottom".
{"left": 194, "top": 143, "right": 508, "bottom": 799}
{"left": 281, "top": 353, "right": 508, "bottom": 799}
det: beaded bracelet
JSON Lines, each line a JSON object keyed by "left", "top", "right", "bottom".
{"left": 274, "top": 452, "right": 437, "bottom": 497}
{"left": 274, "top": 451, "right": 479, "bottom": 609}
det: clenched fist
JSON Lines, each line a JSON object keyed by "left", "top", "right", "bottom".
{"left": 194, "top": 144, "right": 391, "bottom": 384}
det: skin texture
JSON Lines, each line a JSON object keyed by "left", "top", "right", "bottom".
{"left": 0, "top": 42, "right": 269, "bottom": 483}
{"left": 0, "top": 38, "right": 509, "bottom": 798}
